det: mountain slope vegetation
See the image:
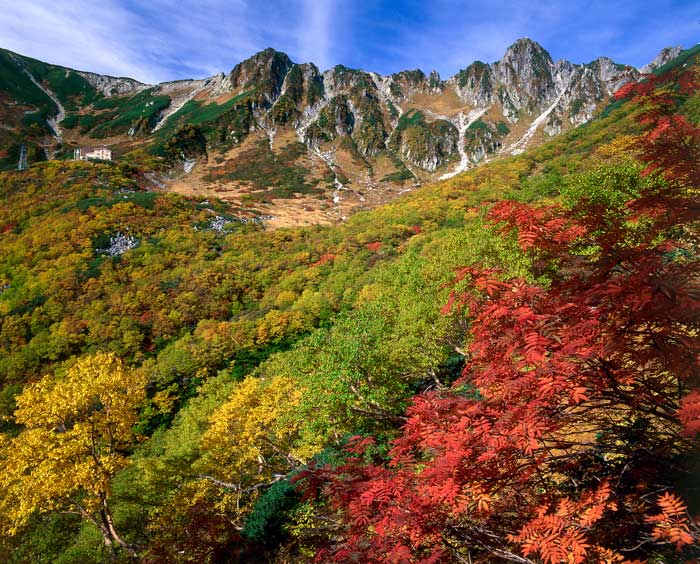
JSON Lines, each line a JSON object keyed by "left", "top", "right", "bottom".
{"left": 0, "top": 43, "right": 698, "bottom": 563}
{"left": 0, "top": 39, "right": 651, "bottom": 226}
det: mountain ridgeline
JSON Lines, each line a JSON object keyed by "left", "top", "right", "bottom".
{"left": 0, "top": 39, "right": 682, "bottom": 224}
{"left": 1, "top": 35, "right": 700, "bottom": 563}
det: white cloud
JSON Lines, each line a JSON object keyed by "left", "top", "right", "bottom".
{"left": 0, "top": 1, "right": 157, "bottom": 80}
{"left": 0, "top": 0, "right": 695, "bottom": 83}
{"left": 297, "top": 0, "right": 334, "bottom": 69}
{"left": 0, "top": 0, "right": 263, "bottom": 83}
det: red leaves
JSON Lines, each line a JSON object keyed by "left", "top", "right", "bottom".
{"left": 344, "top": 434, "right": 376, "bottom": 454}
{"left": 439, "top": 291, "right": 457, "bottom": 316}
{"left": 312, "top": 252, "right": 336, "bottom": 266}
{"left": 678, "top": 391, "right": 700, "bottom": 437}
{"left": 644, "top": 112, "right": 699, "bottom": 151}
{"left": 510, "top": 483, "right": 622, "bottom": 564}
{"left": 614, "top": 81, "right": 638, "bottom": 100}
{"left": 626, "top": 67, "right": 700, "bottom": 188}
{"left": 488, "top": 200, "right": 586, "bottom": 252}
{"left": 646, "top": 493, "right": 696, "bottom": 549}
{"left": 301, "top": 56, "right": 700, "bottom": 564}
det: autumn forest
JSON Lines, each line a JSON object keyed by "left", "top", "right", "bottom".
{"left": 0, "top": 44, "right": 699, "bottom": 564}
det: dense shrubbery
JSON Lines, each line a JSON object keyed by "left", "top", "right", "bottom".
{"left": 0, "top": 57, "right": 699, "bottom": 563}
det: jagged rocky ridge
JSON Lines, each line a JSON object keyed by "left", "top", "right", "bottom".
{"left": 0, "top": 40, "right": 681, "bottom": 184}
{"left": 139, "top": 39, "right": 643, "bottom": 171}
{"left": 640, "top": 46, "right": 683, "bottom": 74}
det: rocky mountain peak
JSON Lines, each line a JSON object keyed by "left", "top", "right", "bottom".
{"left": 0, "top": 38, "right": 647, "bottom": 197}
{"left": 228, "top": 48, "right": 294, "bottom": 103}
{"left": 493, "top": 38, "right": 556, "bottom": 110}
{"left": 500, "top": 38, "right": 553, "bottom": 67}
{"left": 641, "top": 46, "right": 683, "bottom": 73}
{"left": 428, "top": 69, "right": 442, "bottom": 91}
{"left": 392, "top": 69, "right": 428, "bottom": 87}
{"left": 450, "top": 60, "right": 493, "bottom": 106}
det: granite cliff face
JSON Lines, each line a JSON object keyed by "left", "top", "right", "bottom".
{"left": 0, "top": 41, "right": 684, "bottom": 219}
{"left": 640, "top": 46, "right": 683, "bottom": 74}
{"left": 155, "top": 38, "right": 640, "bottom": 170}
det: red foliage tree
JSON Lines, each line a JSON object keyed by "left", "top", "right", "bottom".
{"left": 298, "top": 62, "right": 700, "bottom": 563}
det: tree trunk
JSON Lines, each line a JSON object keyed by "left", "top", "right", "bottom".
{"left": 99, "top": 495, "right": 137, "bottom": 558}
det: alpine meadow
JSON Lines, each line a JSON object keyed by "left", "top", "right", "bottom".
{"left": 0, "top": 5, "right": 699, "bottom": 563}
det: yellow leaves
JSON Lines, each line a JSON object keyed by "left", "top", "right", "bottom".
{"left": 274, "top": 289, "right": 298, "bottom": 309}
{"left": 595, "top": 135, "right": 642, "bottom": 160}
{"left": 356, "top": 283, "right": 382, "bottom": 305}
{"left": 200, "top": 375, "right": 319, "bottom": 483}
{"left": 152, "top": 386, "right": 178, "bottom": 414}
{"left": 0, "top": 352, "right": 146, "bottom": 534}
{"left": 255, "top": 309, "right": 306, "bottom": 344}
{"left": 16, "top": 352, "right": 146, "bottom": 439}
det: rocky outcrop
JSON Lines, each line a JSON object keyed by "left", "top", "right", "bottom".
{"left": 641, "top": 46, "right": 683, "bottom": 74}
{"left": 78, "top": 72, "right": 150, "bottom": 97}
{"left": 388, "top": 110, "right": 458, "bottom": 171}
{"left": 5, "top": 38, "right": 670, "bottom": 181}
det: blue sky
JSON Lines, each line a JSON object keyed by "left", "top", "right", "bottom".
{"left": 0, "top": 0, "right": 697, "bottom": 84}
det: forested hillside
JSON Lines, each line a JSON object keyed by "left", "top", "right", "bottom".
{"left": 0, "top": 46, "right": 699, "bottom": 563}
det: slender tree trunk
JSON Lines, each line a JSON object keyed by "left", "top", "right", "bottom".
{"left": 72, "top": 501, "right": 118, "bottom": 557}
{"left": 99, "top": 495, "right": 138, "bottom": 558}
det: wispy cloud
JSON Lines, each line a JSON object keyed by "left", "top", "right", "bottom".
{"left": 0, "top": 0, "right": 696, "bottom": 82}
{"left": 0, "top": 0, "right": 293, "bottom": 82}
{"left": 1, "top": 1, "right": 155, "bottom": 80}
{"left": 297, "top": 0, "right": 335, "bottom": 69}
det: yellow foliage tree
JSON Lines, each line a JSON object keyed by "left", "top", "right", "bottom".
{"left": 197, "top": 375, "right": 322, "bottom": 523}
{"left": 0, "top": 352, "right": 146, "bottom": 556}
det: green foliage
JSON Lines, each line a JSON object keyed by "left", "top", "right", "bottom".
{"left": 77, "top": 114, "right": 101, "bottom": 133}
{"left": 60, "top": 114, "right": 79, "bottom": 129}
{"left": 570, "top": 98, "right": 584, "bottom": 116}
{"left": 456, "top": 60, "right": 489, "bottom": 89}
{"left": 154, "top": 89, "right": 255, "bottom": 142}
{"left": 10, "top": 52, "right": 99, "bottom": 111}
{"left": 90, "top": 88, "right": 171, "bottom": 137}
{"left": 599, "top": 97, "right": 625, "bottom": 119}
{"left": 395, "top": 109, "right": 425, "bottom": 129}
{"left": 306, "top": 74, "right": 324, "bottom": 106}
{"left": 269, "top": 93, "right": 300, "bottom": 125}
{"left": 0, "top": 383, "right": 21, "bottom": 433}
{"left": 242, "top": 480, "right": 299, "bottom": 542}
{"left": 353, "top": 95, "right": 387, "bottom": 155}
{"left": 0, "top": 67, "right": 669, "bottom": 560}
{"left": 496, "top": 121, "right": 510, "bottom": 135}
{"left": 561, "top": 160, "right": 655, "bottom": 209}
{"left": 651, "top": 44, "right": 700, "bottom": 76}
{"left": 508, "top": 167, "right": 564, "bottom": 202}
{"left": 0, "top": 513, "right": 82, "bottom": 564}
{"left": 681, "top": 92, "right": 700, "bottom": 125}
{"left": 381, "top": 168, "right": 414, "bottom": 183}
{"left": 389, "top": 109, "right": 458, "bottom": 168}
{"left": 305, "top": 95, "right": 355, "bottom": 144}
{"left": 162, "top": 124, "right": 207, "bottom": 160}
{"left": 0, "top": 50, "right": 56, "bottom": 116}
